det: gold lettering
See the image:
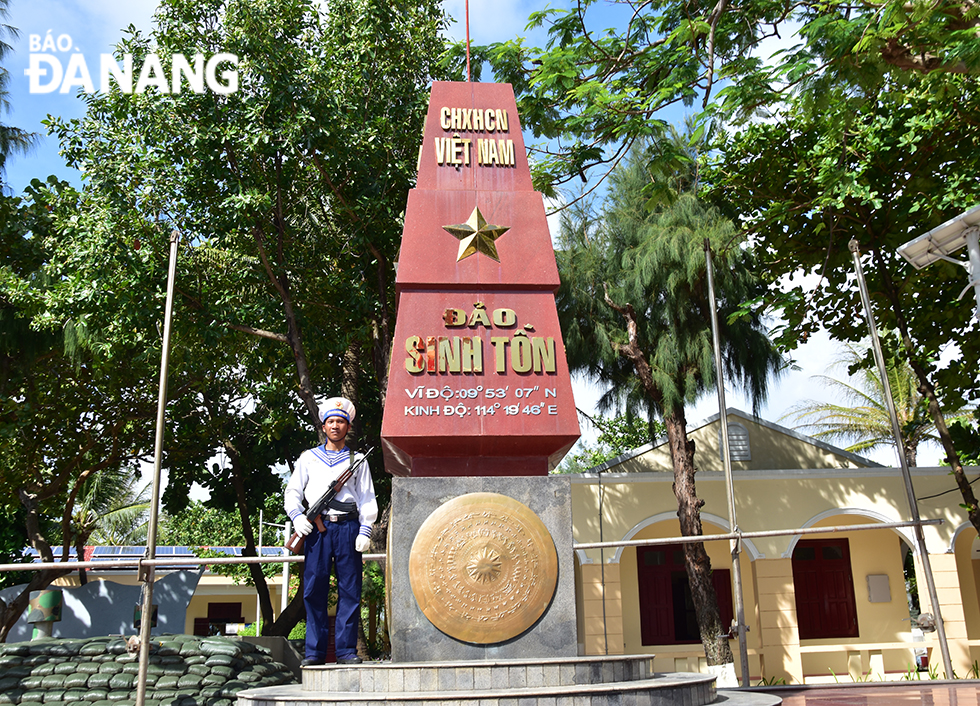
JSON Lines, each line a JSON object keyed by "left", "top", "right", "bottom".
{"left": 439, "top": 336, "right": 461, "bottom": 373}
{"left": 451, "top": 108, "right": 462, "bottom": 130}
{"left": 532, "top": 337, "right": 556, "bottom": 373}
{"left": 485, "top": 109, "right": 496, "bottom": 132}
{"left": 512, "top": 336, "right": 533, "bottom": 373}
{"left": 490, "top": 337, "right": 509, "bottom": 373}
{"left": 461, "top": 109, "right": 472, "bottom": 131}
{"left": 440, "top": 107, "right": 451, "bottom": 130}
{"left": 492, "top": 308, "right": 516, "bottom": 327}
{"left": 473, "top": 109, "right": 484, "bottom": 131}
{"left": 461, "top": 138, "right": 471, "bottom": 166}
{"left": 496, "top": 109, "right": 508, "bottom": 131}
{"left": 405, "top": 336, "right": 425, "bottom": 373}
{"left": 486, "top": 139, "right": 498, "bottom": 165}
{"left": 444, "top": 308, "right": 466, "bottom": 326}
{"left": 461, "top": 337, "right": 483, "bottom": 373}
{"left": 435, "top": 138, "right": 446, "bottom": 164}
{"left": 468, "top": 307, "right": 492, "bottom": 328}
{"left": 498, "top": 139, "right": 514, "bottom": 166}
{"left": 426, "top": 335, "right": 437, "bottom": 372}
{"left": 451, "top": 135, "right": 463, "bottom": 165}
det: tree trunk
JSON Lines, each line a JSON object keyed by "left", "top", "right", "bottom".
{"left": 603, "top": 286, "right": 733, "bottom": 664}
{"left": 267, "top": 573, "right": 305, "bottom": 637}
{"left": 368, "top": 243, "right": 393, "bottom": 399}
{"left": 664, "top": 411, "right": 734, "bottom": 666}
{"left": 224, "top": 442, "right": 275, "bottom": 630}
{"left": 342, "top": 340, "right": 361, "bottom": 443}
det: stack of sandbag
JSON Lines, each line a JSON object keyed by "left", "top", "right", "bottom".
{"left": 0, "top": 634, "right": 296, "bottom": 706}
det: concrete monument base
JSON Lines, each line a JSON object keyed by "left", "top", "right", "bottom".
{"left": 388, "top": 475, "right": 576, "bottom": 662}
{"left": 237, "top": 655, "right": 782, "bottom": 706}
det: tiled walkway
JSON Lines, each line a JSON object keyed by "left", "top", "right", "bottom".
{"left": 756, "top": 681, "right": 980, "bottom": 705}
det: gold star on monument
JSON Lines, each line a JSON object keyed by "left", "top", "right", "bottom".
{"left": 442, "top": 207, "right": 509, "bottom": 262}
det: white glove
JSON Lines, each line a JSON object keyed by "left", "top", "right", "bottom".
{"left": 355, "top": 535, "right": 371, "bottom": 553}
{"left": 293, "top": 516, "right": 314, "bottom": 537}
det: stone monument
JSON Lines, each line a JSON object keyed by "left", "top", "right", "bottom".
{"left": 380, "top": 80, "right": 581, "bottom": 661}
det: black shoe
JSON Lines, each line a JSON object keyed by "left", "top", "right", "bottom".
{"left": 336, "top": 655, "right": 363, "bottom": 665}
{"left": 301, "top": 658, "right": 324, "bottom": 667}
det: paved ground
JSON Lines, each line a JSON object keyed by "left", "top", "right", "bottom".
{"left": 754, "top": 681, "right": 980, "bottom": 705}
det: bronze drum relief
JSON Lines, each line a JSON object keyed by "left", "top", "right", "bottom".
{"left": 409, "top": 492, "right": 558, "bottom": 644}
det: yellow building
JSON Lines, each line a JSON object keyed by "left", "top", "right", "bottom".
{"left": 36, "top": 548, "right": 290, "bottom": 638}
{"left": 572, "top": 408, "right": 980, "bottom": 685}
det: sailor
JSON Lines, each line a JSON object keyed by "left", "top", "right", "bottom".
{"left": 285, "top": 397, "right": 377, "bottom": 665}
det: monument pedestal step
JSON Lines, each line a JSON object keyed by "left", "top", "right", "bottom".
{"left": 235, "top": 656, "right": 781, "bottom": 706}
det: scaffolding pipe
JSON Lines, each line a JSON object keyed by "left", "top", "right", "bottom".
{"left": 848, "top": 238, "right": 954, "bottom": 679}
{"left": 573, "top": 519, "right": 943, "bottom": 550}
{"left": 705, "top": 240, "right": 750, "bottom": 686}
{"left": 135, "top": 231, "right": 179, "bottom": 706}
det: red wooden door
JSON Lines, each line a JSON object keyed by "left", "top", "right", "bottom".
{"left": 792, "top": 538, "right": 859, "bottom": 639}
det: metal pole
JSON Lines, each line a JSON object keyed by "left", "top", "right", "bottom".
{"left": 281, "top": 521, "right": 291, "bottom": 614}
{"left": 847, "top": 238, "right": 954, "bottom": 679}
{"left": 256, "top": 510, "right": 263, "bottom": 636}
{"left": 464, "top": 0, "right": 471, "bottom": 82}
{"left": 965, "top": 228, "right": 980, "bottom": 321}
{"left": 135, "top": 231, "right": 179, "bottom": 706}
{"left": 704, "top": 240, "right": 750, "bottom": 686}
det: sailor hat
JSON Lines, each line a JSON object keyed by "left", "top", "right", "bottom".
{"left": 320, "top": 397, "right": 356, "bottom": 423}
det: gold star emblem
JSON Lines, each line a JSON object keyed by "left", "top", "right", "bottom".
{"left": 442, "top": 207, "right": 509, "bottom": 262}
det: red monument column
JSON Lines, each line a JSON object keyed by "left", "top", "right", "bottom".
{"left": 381, "top": 82, "right": 580, "bottom": 477}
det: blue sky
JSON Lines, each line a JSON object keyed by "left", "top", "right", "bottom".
{"left": 2, "top": 0, "right": 935, "bottom": 467}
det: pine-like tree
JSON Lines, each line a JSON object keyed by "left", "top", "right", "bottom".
{"left": 557, "top": 140, "right": 783, "bottom": 666}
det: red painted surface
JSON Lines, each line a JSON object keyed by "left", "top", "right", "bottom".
{"left": 381, "top": 82, "right": 580, "bottom": 477}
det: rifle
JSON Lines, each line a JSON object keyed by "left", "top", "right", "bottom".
{"left": 284, "top": 446, "right": 375, "bottom": 554}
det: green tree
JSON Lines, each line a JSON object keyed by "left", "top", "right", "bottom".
{"left": 556, "top": 411, "right": 664, "bottom": 473}
{"left": 784, "top": 343, "right": 968, "bottom": 467}
{"left": 708, "top": 72, "right": 980, "bottom": 535}
{"left": 161, "top": 495, "right": 288, "bottom": 585}
{"left": 72, "top": 469, "right": 151, "bottom": 584}
{"left": 0, "top": 182, "right": 158, "bottom": 641}
{"left": 484, "top": 0, "right": 980, "bottom": 193}
{"left": 556, "top": 142, "right": 783, "bottom": 665}
{"left": 38, "top": 0, "right": 451, "bottom": 635}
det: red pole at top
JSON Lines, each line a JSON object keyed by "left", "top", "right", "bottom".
{"left": 465, "top": 0, "right": 471, "bottom": 82}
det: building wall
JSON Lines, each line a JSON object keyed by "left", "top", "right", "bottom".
{"left": 570, "top": 466, "right": 979, "bottom": 684}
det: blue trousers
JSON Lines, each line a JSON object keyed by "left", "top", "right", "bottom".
{"left": 303, "top": 519, "right": 362, "bottom": 660}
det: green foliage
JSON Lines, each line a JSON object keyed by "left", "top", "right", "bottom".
{"left": 756, "top": 675, "right": 787, "bottom": 686}
{"left": 0, "top": 0, "right": 37, "bottom": 183}
{"left": 707, "top": 70, "right": 980, "bottom": 534}
{"left": 783, "top": 342, "right": 968, "bottom": 466}
{"left": 0, "top": 505, "right": 30, "bottom": 590}
{"left": 0, "top": 178, "right": 157, "bottom": 559}
{"left": 709, "top": 75, "right": 980, "bottom": 403}
{"left": 555, "top": 138, "right": 783, "bottom": 666}
{"left": 555, "top": 412, "right": 663, "bottom": 473}
{"left": 484, "top": 0, "right": 980, "bottom": 194}
{"left": 949, "top": 412, "right": 980, "bottom": 466}
{"left": 161, "top": 494, "right": 288, "bottom": 585}
{"left": 557, "top": 144, "right": 783, "bottom": 421}
{"left": 288, "top": 620, "right": 306, "bottom": 641}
